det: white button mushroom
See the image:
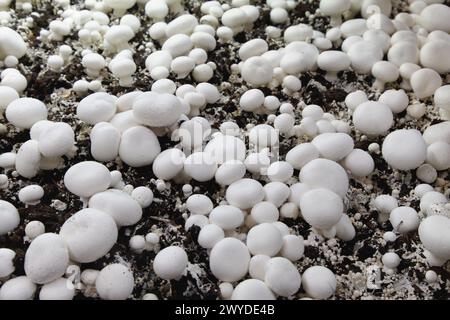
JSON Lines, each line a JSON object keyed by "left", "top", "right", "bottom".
{"left": 246, "top": 223, "right": 283, "bottom": 256}
{"left": 64, "top": 161, "right": 111, "bottom": 198}
{"left": 382, "top": 129, "right": 427, "bottom": 170}
{"left": 209, "top": 205, "right": 244, "bottom": 230}
{"left": 389, "top": 207, "right": 420, "bottom": 234}
{"left": 241, "top": 56, "right": 273, "bottom": 87}
{"left": 59, "top": 208, "right": 118, "bottom": 263}
{"left": 153, "top": 246, "right": 188, "bottom": 280}
{"left": 343, "top": 149, "right": 375, "bottom": 177}
{"left": 419, "top": 215, "right": 450, "bottom": 262}
{"left": 90, "top": 122, "right": 121, "bottom": 162}
{"left": 231, "top": 279, "right": 275, "bottom": 300}
{"left": 24, "top": 233, "right": 69, "bottom": 284}
{"left": 225, "top": 178, "right": 265, "bottom": 210}
{"left": 311, "top": 133, "right": 354, "bottom": 161}
{"left": 286, "top": 143, "right": 319, "bottom": 170}
{"left": 15, "top": 140, "right": 41, "bottom": 179}
{"left": 0, "top": 27, "right": 27, "bottom": 59}
{"left": 317, "top": 50, "right": 350, "bottom": 81}
{"left": 89, "top": 189, "right": 143, "bottom": 227}
{"left": 300, "top": 188, "right": 343, "bottom": 230}
{"left": 77, "top": 92, "right": 117, "bottom": 125}
{"left": 0, "top": 276, "right": 36, "bottom": 300}
{"left": 5, "top": 98, "right": 48, "bottom": 129}
{"left": 410, "top": 68, "right": 443, "bottom": 99}
{"left": 198, "top": 224, "right": 225, "bottom": 249}
{"left": 119, "top": 126, "right": 161, "bottom": 167}
{"left": 209, "top": 237, "right": 250, "bottom": 282}
{"left": 184, "top": 152, "right": 217, "bottom": 182}
{"left": 95, "top": 264, "right": 134, "bottom": 300}
{"left": 215, "top": 160, "right": 246, "bottom": 186}
{"left": 301, "top": 266, "right": 336, "bottom": 299}
{"left": 299, "top": 158, "right": 349, "bottom": 198}
{"left": 18, "top": 185, "right": 44, "bottom": 205}
{"left": 39, "top": 278, "right": 75, "bottom": 300}
{"left": 0, "top": 248, "right": 15, "bottom": 278}
{"left": 353, "top": 101, "right": 393, "bottom": 136}
{"left": 152, "top": 148, "right": 186, "bottom": 180}
{"left": 264, "top": 257, "right": 301, "bottom": 297}
{"left": 0, "top": 200, "right": 19, "bottom": 236}
{"left": 251, "top": 201, "right": 279, "bottom": 224}
{"left": 280, "top": 235, "right": 304, "bottom": 261}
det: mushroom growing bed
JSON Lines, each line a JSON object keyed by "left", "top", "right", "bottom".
{"left": 0, "top": 0, "right": 450, "bottom": 301}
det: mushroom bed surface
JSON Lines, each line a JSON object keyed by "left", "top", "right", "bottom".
{"left": 0, "top": 0, "right": 450, "bottom": 301}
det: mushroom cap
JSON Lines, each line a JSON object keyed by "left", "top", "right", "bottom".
{"left": 300, "top": 188, "right": 343, "bottom": 230}
{"left": 0, "top": 86, "right": 19, "bottom": 110}
{"left": 231, "top": 279, "right": 275, "bottom": 300}
{"left": 372, "top": 61, "right": 399, "bottom": 82}
{"left": 286, "top": 143, "right": 319, "bottom": 170}
{"left": 39, "top": 278, "right": 75, "bottom": 300}
{"left": 343, "top": 148, "right": 375, "bottom": 177}
{"left": 215, "top": 160, "right": 246, "bottom": 186}
{"left": 15, "top": 140, "right": 41, "bottom": 179}
{"left": 153, "top": 246, "right": 188, "bottom": 280}
{"left": 133, "top": 92, "right": 182, "bottom": 127}
{"left": 186, "top": 194, "right": 213, "bottom": 215}
{"left": 24, "top": 233, "right": 69, "bottom": 284}
{"left": 119, "top": 126, "right": 161, "bottom": 167}
{"left": 89, "top": 189, "right": 143, "bottom": 227}
{"left": 389, "top": 207, "right": 420, "bottom": 233}
{"left": 434, "top": 85, "right": 450, "bottom": 111}
{"left": 317, "top": 51, "right": 351, "bottom": 72}
{"left": 299, "top": 158, "right": 349, "bottom": 198}
{"left": 0, "top": 248, "right": 15, "bottom": 278}
{"left": 0, "top": 26, "right": 27, "bottom": 59}
{"left": 311, "top": 132, "right": 354, "bottom": 161}
{"left": 264, "top": 257, "right": 301, "bottom": 297}
{"left": 0, "top": 200, "right": 19, "bottom": 236}
{"left": 95, "top": 264, "right": 134, "bottom": 300}
{"left": 204, "top": 135, "right": 246, "bottom": 164}
{"left": 5, "top": 97, "right": 48, "bottom": 129}
{"left": 59, "top": 208, "right": 118, "bottom": 263}
{"left": 420, "top": 40, "right": 450, "bottom": 74}
{"left": 152, "top": 148, "right": 186, "bottom": 180}
{"left": 410, "top": 68, "right": 442, "bottom": 99}
{"left": 64, "top": 161, "right": 111, "bottom": 198}
{"left": 319, "top": 0, "right": 351, "bottom": 15}
{"left": 246, "top": 223, "right": 283, "bottom": 256}
{"left": 301, "top": 266, "right": 337, "bottom": 299}
{"left": 382, "top": 129, "right": 427, "bottom": 170}
{"left": 198, "top": 224, "right": 224, "bottom": 249}
{"left": 419, "top": 4, "right": 450, "bottom": 33}
{"left": 419, "top": 215, "right": 450, "bottom": 260}
{"left": 77, "top": 92, "right": 117, "bottom": 125}
{"left": 347, "top": 40, "right": 383, "bottom": 74}
{"left": 184, "top": 152, "right": 217, "bottom": 182}
{"left": 209, "top": 205, "right": 244, "bottom": 230}
{"left": 225, "top": 178, "right": 265, "bottom": 210}
{"left": 38, "top": 122, "right": 75, "bottom": 158}
{"left": 241, "top": 56, "right": 273, "bottom": 86}
{"left": 162, "top": 34, "right": 193, "bottom": 58}
{"left": 0, "top": 276, "right": 36, "bottom": 300}
{"left": 387, "top": 41, "right": 419, "bottom": 67}
{"left": 90, "top": 122, "right": 121, "bottom": 162}
{"left": 209, "top": 237, "right": 250, "bottom": 282}
{"left": 353, "top": 101, "right": 393, "bottom": 136}
{"left": 264, "top": 181, "right": 291, "bottom": 208}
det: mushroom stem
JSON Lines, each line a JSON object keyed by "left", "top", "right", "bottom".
{"left": 325, "top": 71, "right": 338, "bottom": 82}
{"left": 329, "top": 15, "right": 343, "bottom": 27}
{"left": 373, "top": 79, "right": 386, "bottom": 91}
